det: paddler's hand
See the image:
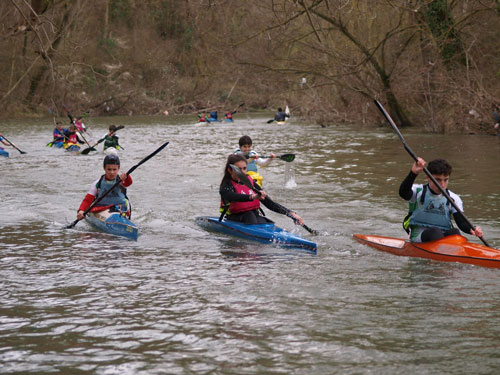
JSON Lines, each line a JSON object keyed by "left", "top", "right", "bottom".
{"left": 289, "top": 212, "right": 304, "bottom": 226}
{"left": 471, "top": 226, "right": 483, "bottom": 238}
{"left": 251, "top": 191, "right": 266, "bottom": 200}
{"left": 411, "top": 157, "right": 426, "bottom": 174}
{"left": 119, "top": 172, "right": 128, "bottom": 182}
{"left": 77, "top": 210, "right": 85, "bottom": 220}
{"left": 270, "top": 153, "right": 276, "bottom": 159}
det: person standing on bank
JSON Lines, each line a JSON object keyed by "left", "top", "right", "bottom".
{"left": 399, "top": 157, "right": 483, "bottom": 243}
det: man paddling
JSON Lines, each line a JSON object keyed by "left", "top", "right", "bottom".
{"left": 399, "top": 157, "right": 483, "bottom": 243}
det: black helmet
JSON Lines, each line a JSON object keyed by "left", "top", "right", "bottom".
{"left": 103, "top": 154, "right": 120, "bottom": 166}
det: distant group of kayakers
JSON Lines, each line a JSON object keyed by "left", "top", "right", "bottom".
{"left": 197, "top": 106, "right": 234, "bottom": 123}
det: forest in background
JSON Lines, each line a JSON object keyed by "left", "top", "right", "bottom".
{"left": 0, "top": 0, "right": 499, "bottom": 133}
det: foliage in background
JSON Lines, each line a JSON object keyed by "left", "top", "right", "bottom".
{"left": 0, "top": 0, "right": 498, "bottom": 134}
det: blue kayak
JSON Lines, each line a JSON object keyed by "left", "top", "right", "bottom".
{"left": 195, "top": 216, "right": 317, "bottom": 253}
{"left": 0, "top": 148, "right": 9, "bottom": 157}
{"left": 85, "top": 209, "right": 138, "bottom": 240}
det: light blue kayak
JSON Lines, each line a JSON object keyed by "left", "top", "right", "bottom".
{"left": 195, "top": 216, "right": 317, "bottom": 253}
{"left": 0, "top": 148, "right": 9, "bottom": 157}
{"left": 85, "top": 209, "right": 138, "bottom": 240}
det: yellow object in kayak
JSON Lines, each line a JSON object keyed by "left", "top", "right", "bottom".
{"left": 246, "top": 171, "right": 263, "bottom": 186}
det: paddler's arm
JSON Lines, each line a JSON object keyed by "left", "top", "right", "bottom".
{"left": 453, "top": 212, "right": 483, "bottom": 237}
{"left": 220, "top": 183, "right": 255, "bottom": 202}
{"left": 120, "top": 173, "right": 132, "bottom": 187}
{"left": 399, "top": 171, "right": 417, "bottom": 200}
{"left": 77, "top": 193, "right": 95, "bottom": 220}
{"left": 255, "top": 154, "right": 275, "bottom": 167}
{"left": 400, "top": 157, "right": 425, "bottom": 200}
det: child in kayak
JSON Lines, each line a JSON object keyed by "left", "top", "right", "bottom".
{"left": 219, "top": 153, "right": 304, "bottom": 225}
{"left": 76, "top": 154, "right": 132, "bottom": 220}
{"left": 399, "top": 157, "right": 483, "bottom": 242}
{"left": 52, "top": 121, "right": 66, "bottom": 147}
{"left": 103, "top": 125, "right": 122, "bottom": 153}
{"left": 235, "top": 135, "right": 275, "bottom": 186}
{"left": 0, "top": 133, "right": 12, "bottom": 157}
{"left": 63, "top": 124, "right": 85, "bottom": 151}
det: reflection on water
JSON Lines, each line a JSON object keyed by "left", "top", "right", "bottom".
{"left": 1, "top": 115, "right": 500, "bottom": 374}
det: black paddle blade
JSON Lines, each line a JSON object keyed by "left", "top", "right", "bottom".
{"left": 266, "top": 119, "right": 274, "bottom": 124}
{"left": 279, "top": 153, "right": 295, "bottom": 162}
{"left": 81, "top": 147, "right": 97, "bottom": 155}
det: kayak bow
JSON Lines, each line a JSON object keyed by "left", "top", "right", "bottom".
{"left": 196, "top": 216, "right": 317, "bottom": 253}
{"left": 353, "top": 234, "right": 500, "bottom": 268}
{"left": 85, "top": 209, "right": 138, "bottom": 240}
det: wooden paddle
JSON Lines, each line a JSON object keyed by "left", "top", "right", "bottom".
{"left": 1, "top": 134, "right": 26, "bottom": 154}
{"left": 229, "top": 164, "right": 318, "bottom": 235}
{"left": 66, "top": 141, "right": 169, "bottom": 229}
{"left": 81, "top": 125, "right": 124, "bottom": 155}
{"left": 374, "top": 99, "right": 490, "bottom": 247}
{"left": 245, "top": 153, "right": 295, "bottom": 162}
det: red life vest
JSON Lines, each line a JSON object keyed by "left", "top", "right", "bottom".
{"left": 226, "top": 112, "right": 233, "bottom": 119}
{"left": 66, "top": 132, "right": 78, "bottom": 143}
{"left": 200, "top": 114, "right": 206, "bottom": 122}
{"left": 226, "top": 178, "right": 260, "bottom": 214}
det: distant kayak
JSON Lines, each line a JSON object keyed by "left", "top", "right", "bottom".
{"left": 64, "top": 143, "right": 81, "bottom": 152}
{"left": 0, "top": 148, "right": 9, "bottom": 157}
{"left": 196, "top": 216, "right": 317, "bottom": 253}
{"left": 353, "top": 233, "right": 500, "bottom": 268}
{"left": 85, "top": 209, "right": 138, "bottom": 240}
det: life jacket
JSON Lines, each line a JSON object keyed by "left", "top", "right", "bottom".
{"left": 403, "top": 184, "right": 453, "bottom": 233}
{"left": 234, "top": 149, "right": 258, "bottom": 172}
{"left": 64, "top": 131, "right": 79, "bottom": 144}
{"left": 104, "top": 134, "right": 119, "bottom": 149}
{"left": 226, "top": 112, "right": 233, "bottom": 120}
{"left": 95, "top": 175, "right": 128, "bottom": 208}
{"left": 209, "top": 111, "right": 218, "bottom": 120}
{"left": 74, "top": 120, "right": 85, "bottom": 132}
{"left": 199, "top": 113, "right": 206, "bottom": 122}
{"left": 221, "top": 178, "right": 260, "bottom": 214}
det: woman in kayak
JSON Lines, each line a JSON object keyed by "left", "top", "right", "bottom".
{"left": 399, "top": 157, "right": 483, "bottom": 242}
{"left": 219, "top": 153, "right": 304, "bottom": 225}
{"left": 76, "top": 154, "right": 132, "bottom": 221}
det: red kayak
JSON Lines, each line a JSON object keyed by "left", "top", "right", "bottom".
{"left": 353, "top": 234, "right": 500, "bottom": 268}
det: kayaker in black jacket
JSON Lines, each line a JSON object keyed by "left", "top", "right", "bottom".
{"left": 274, "top": 107, "right": 290, "bottom": 122}
{"left": 219, "top": 153, "right": 304, "bottom": 225}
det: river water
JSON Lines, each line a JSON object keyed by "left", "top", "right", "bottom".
{"left": 1, "top": 114, "right": 499, "bottom": 374}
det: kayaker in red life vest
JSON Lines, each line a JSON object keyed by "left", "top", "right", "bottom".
{"left": 76, "top": 154, "right": 133, "bottom": 221}
{"left": 219, "top": 153, "right": 304, "bottom": 225}
{"left": 198, "top": 112, "right": 207, "bottom": 122}
{"left": 399, "top": 157, "right": 483, "bottom": 243}
{"left": 225, "top": 112, "right": 233, "bottom": 121}
{"left": 63, "top": 124, "right": 84, "bottom": 145}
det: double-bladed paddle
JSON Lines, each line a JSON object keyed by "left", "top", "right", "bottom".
{"left": 1, "top": 135, "right": 26, "bottom": 154}
{"left": 81, "top": 125, "right": 125, "bottom": 155}
{"left": 245, "top": 153, "right": 295, "bottom": 162}
{"left": 374, "top": 99, "right": 490, "bottom": 247}
{"left": 66, "top": 141, "right": 169, "bottom": 229}
{"left": 229, "top": 164, "right": 318, "bottom": 235}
